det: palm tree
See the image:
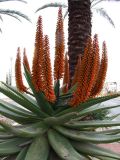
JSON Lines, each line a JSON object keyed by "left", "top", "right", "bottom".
{"left": 0, "top": 0, "right": 30, "bottom": 32}
{"left": 36, "top": 0, "right": 120, "bottom": 85}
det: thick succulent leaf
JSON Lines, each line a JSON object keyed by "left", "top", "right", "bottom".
{"left": 54, "top": 106, "right": 70, "bottom": 115}
{"left": 71, "top": 140, "right": 120, "bottom": 159}
{"left": 25, "top": 135, "right": 49, "bottom": 160}
{"left": 62, "top": 128, "right": 120, "bottom": 135}
{"left": 0, "top": 106, "right": 37, "bottom": 124}
{"left": 79, "top": 94, "right": 120, "bottom": 108}
{"left": 56, "top": 94, "right": 120, "bottom": 116}
{"left": 1, "top": 82, "right": 38, "bottom": 109}
{"left": 44, "top": 112, "right": 78, "bottom": 125}
{"left": 0, "top": 82, "right": 48, "bottom": 118}
{"left": 35, "top": 92, "right": 54, "bottom": 115}
{"left": 0, "top": 99, "right": 37, "bottom": 118}
{"left": 54, "top": 126, "right": 120, "bottom": 143}
{"left": 106, "top": 113, "right": 120, "bottom": 120}
{"left": 23, "top": 66, "right": 36, "bottom": 95}
{"left": 0, "top": 125, "right": 5, "bottom": 132}
{"left": 77, "top": 104, "right": 120, "bottom": 118}
{"left": 36, "top": 2, "right": 68, "bottom": 12}
{"left": 95, "top": 155, "right": 119, "bottom": 160}
{"left": 48, "top": 129, "right": 88, "bottom": 160}
{"left": 0, "top": 132, "right": 14, "bottom": 139}
{"left": 48, "top": 149, "right": 62, "bottom": 160}
{"left": 67, "top": 83, "right": 77, "bottom": 94}
{"left": 59, "top": 93, "right": 72, "bottom": 100}
{"left": 0, "top": 121, "right": 49, "bottom": 138}
{"left": 64, "top": 120, "right": 120, "bottom": 129}
{"left": 0, "top": 137, "right": 29, "bottom": 156}
{"left": 54, "top": 80, "right": 60, "bottom": 98}
{"left": 24, "top": 66, "right": 53, "bottom": 115}
{"left": 16, "top": 147, "right": 28, "bottom": 160}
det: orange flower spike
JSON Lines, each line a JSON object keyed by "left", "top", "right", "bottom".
{"left": 54, "top": 7, "right": 65, "bottom": 81}
{"left": 77, "top": 37, "right": 94, "bottom": 102}
{"left": 23, "top": 48, "right": 31, "bottom": 73}
{"left": 71, "top": 55, "right": 82, "bottom": 87}
{"left": 32, "top": 16, "right": 44, "bottom": 92}
{"left": 91, "top": 41, "right": 108, "bottom": 97}
{"left": 62, "top": 53, "right": 70, "bottom": 93}
{"left": 92, "top": 34, "right": 100, "bottom": 83}
{"left": 82, "top": 35, "right": 101, "bottom": 99}
{"left": 70, "top": 37, "right": 93, "bottom": 106}
{"left": 43, "top": 35, "right": 56, "bottom": 102}
{"left": 15, "top": 47, "right": 27, "bottom": 92}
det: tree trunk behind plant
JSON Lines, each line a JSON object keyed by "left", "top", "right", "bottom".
{"left": 68, "top": 0, "right": 92, "bottom": 85}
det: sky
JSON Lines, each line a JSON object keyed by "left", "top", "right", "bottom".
{"left": 0, "top": 0, "right": 120, "bottom": 84}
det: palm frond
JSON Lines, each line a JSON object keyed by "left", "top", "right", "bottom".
{"left": 2, "top": 13, "right": 22, "bottom": 22}
{"left": 0, "top": 0, "right": 27, "bottom": 3}
{"left": 64, "top": 9, "right": 68, "bottom": 19}
{"left": 93, "top": 8, "right": 115, "bottom": 27}
{"left": 0, "top": 9, "right": 31, "bottom": 22}
{"left": 92, "top": 0, "right": 120, "bottom": 7}
{"left": 35, "top": 2, "right": 68, "bottom": 13}
{"left": 103, "top": 0, "right": 120, "bottom": 1}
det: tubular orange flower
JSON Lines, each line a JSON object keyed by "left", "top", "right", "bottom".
{"left": 15, "top": 47, "right": 27, "bottom": 92}
{"left": 62, "top": 53, "right": 69, "bottom": 93}
{"left": 23, "top": 48, "right": 31, "bottom": 73}
{"left": 70, "top": 35, "right": 101, "bottom": 107}
{"left": 42, "top": 35, "right": 56, "bottom": 102}
{"left": 54, "top": 7, "right": 65, "bottom": 81}
{"left": 91, "top": 34, "right": 100, "bottom": 85}
{"left": 91, "top": 41, "right": 108, "bottom": 97}
{"left": 70, "top": 37, "right": 93, "bottom": 106}
{"left": 82, "top": 34, "right": 100, "bottom": 100}
{"left": 32, "top": 16, "right": 44, "bottom": 92}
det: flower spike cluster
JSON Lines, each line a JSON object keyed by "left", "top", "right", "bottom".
{"left": 70, "top": 37, "right": 94, "bottom": 106}
{"left": 54, "top": 7, "right": 65, "bottom": 81}
{"left": 90, "top": 41, "right": 108, "bottom": 97}
{"left": 15, "top": 9, "right": 108, "bottom": 108}
{"left": 42, "top": 35, "right": 56, "bottom": 102}
{"left": 70, "top": 35, "right": 108, "bottom": 107}
{"left": 91, "top": 34, "right": 100, "bottom": 85}
{"left": 32, "top": 16, "right": 44, "bottom": 92}
{"left": 15, "top": 47, "right": 27, "bottom": 92}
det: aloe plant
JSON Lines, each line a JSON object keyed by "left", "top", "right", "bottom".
{"left": 0, "top": 8, "right": 120, "bottom": 160}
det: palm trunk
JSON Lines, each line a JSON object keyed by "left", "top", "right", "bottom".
{"left": 68, "top": 0, "right": 92, "bottom": 85}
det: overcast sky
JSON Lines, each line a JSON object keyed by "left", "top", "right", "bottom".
{"left": 0, "top": 0, "right": 120, "bottom": 84}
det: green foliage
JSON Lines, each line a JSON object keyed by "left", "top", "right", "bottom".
{"left": 0, "top": 67, "right": 120, "bottom": 159}
{"left": 90, "top": 108, "right": 110, "bottom": 120}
